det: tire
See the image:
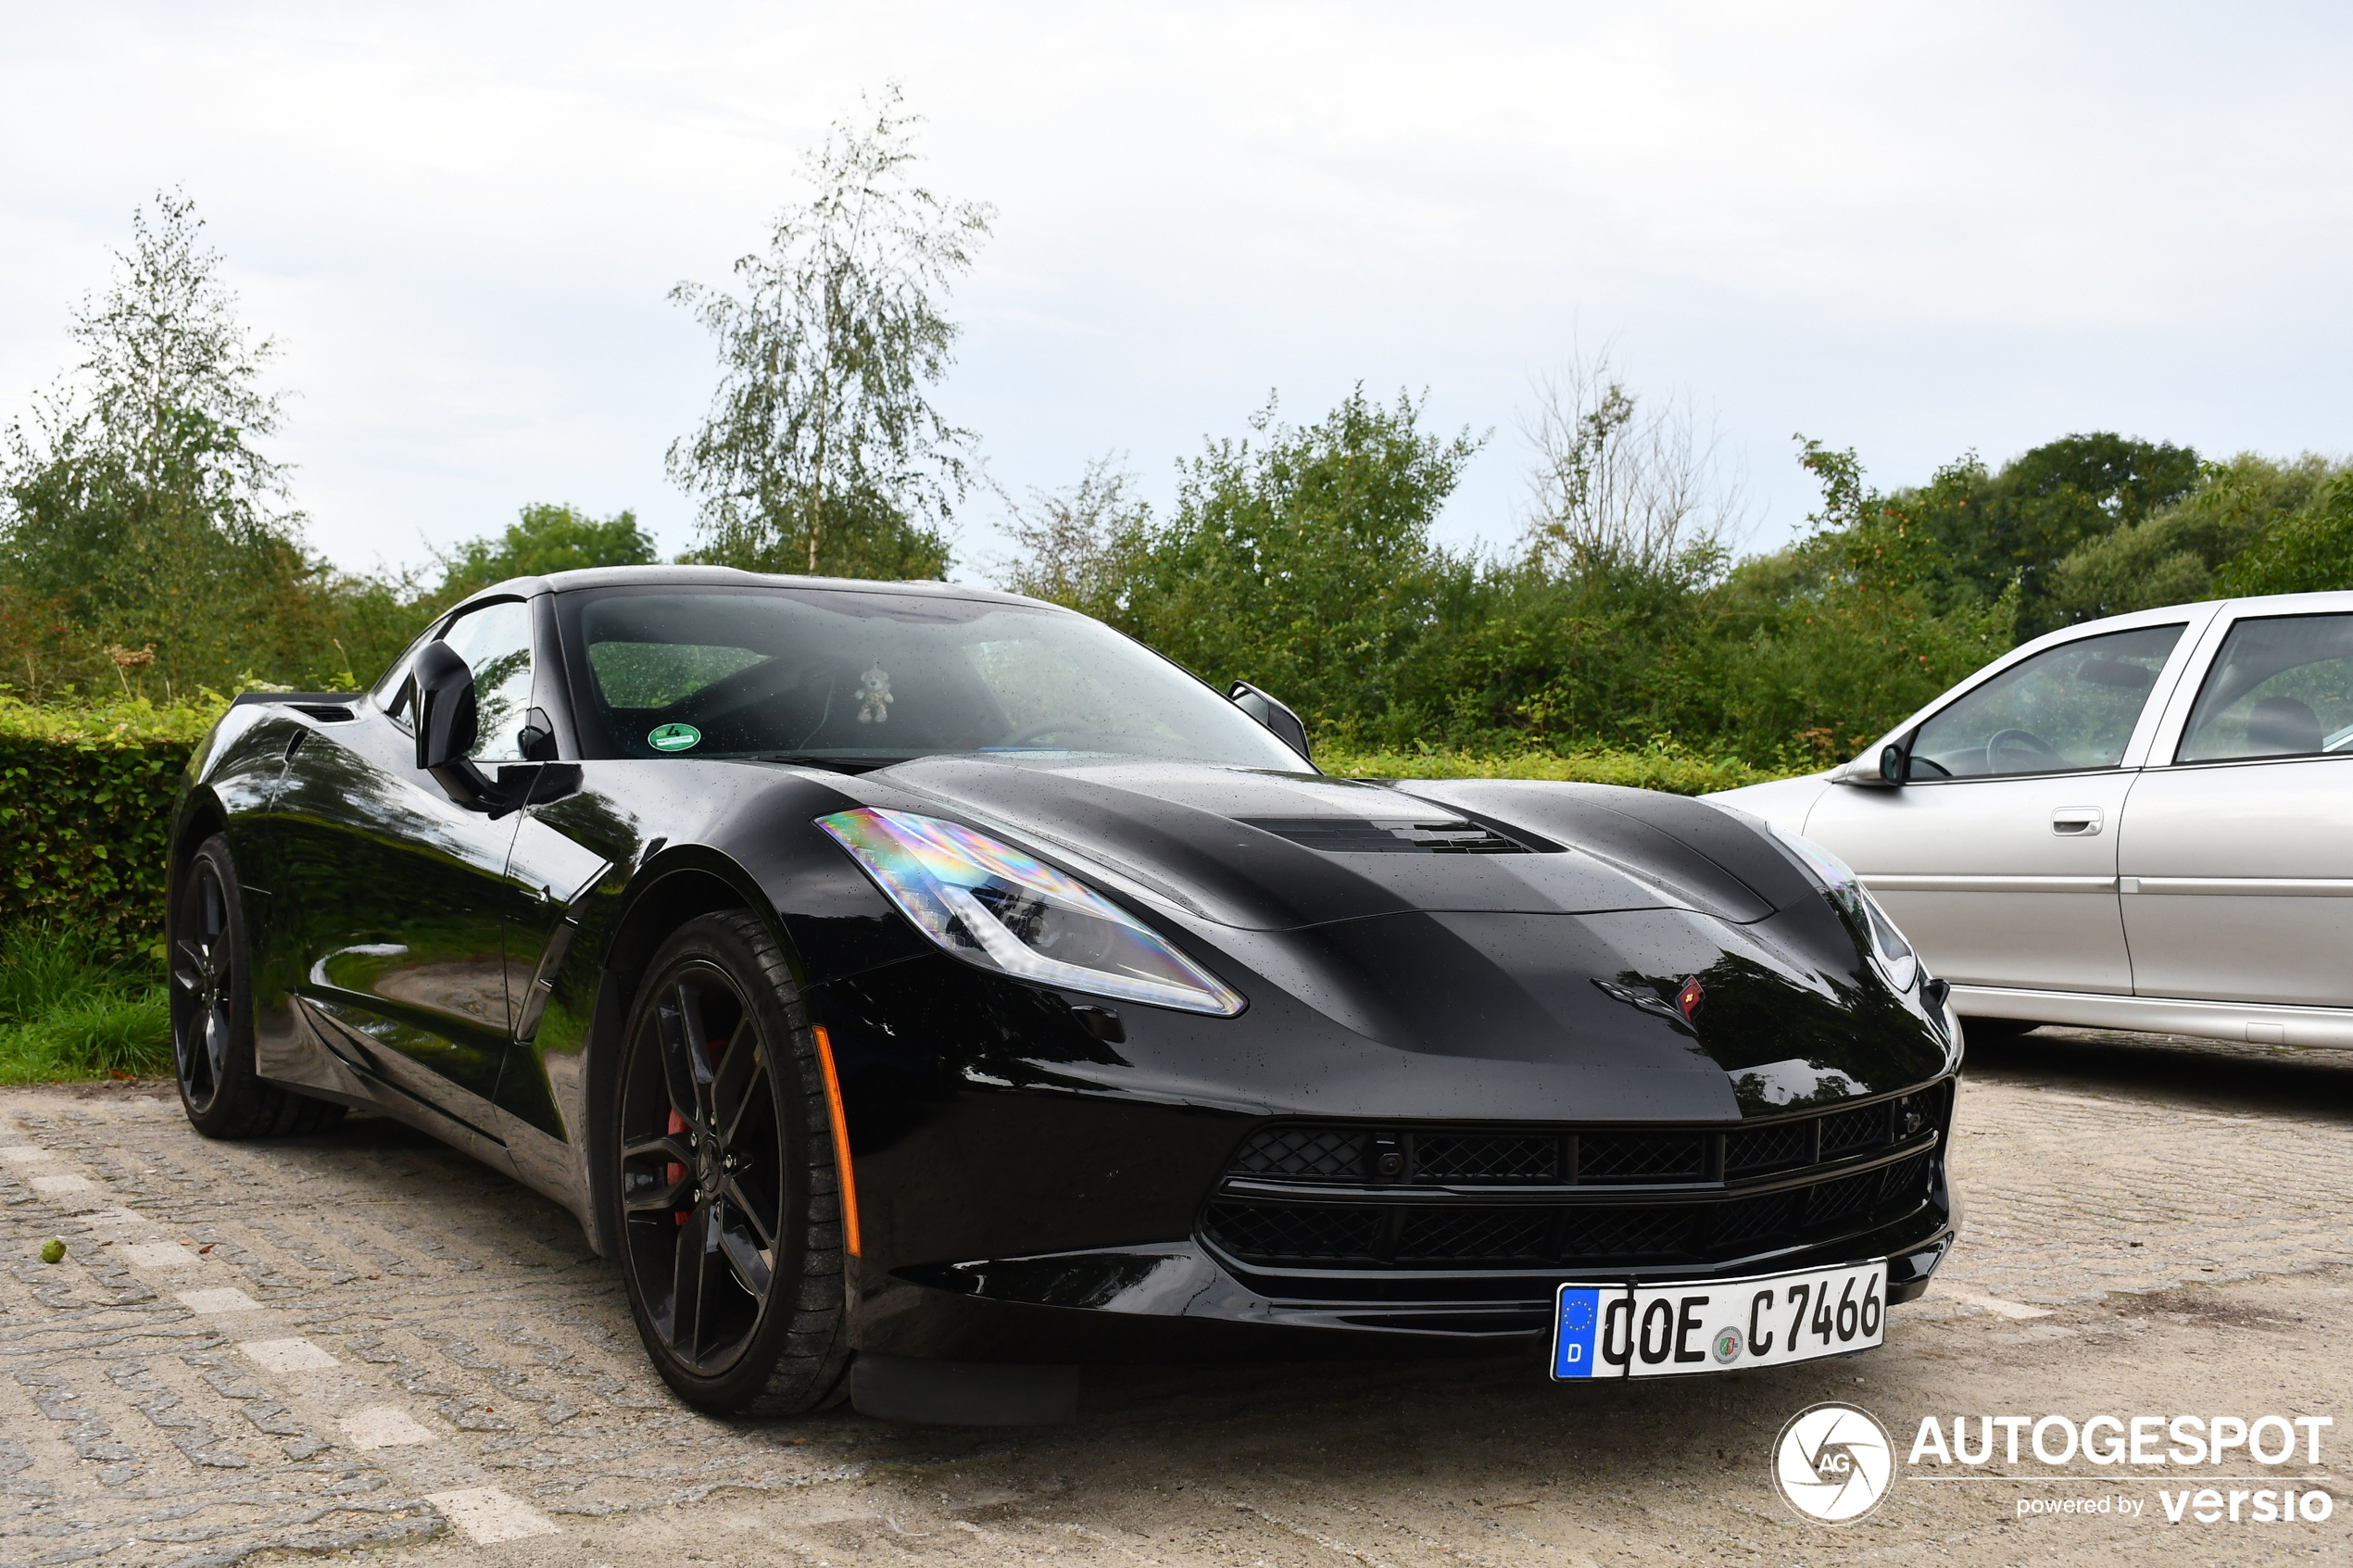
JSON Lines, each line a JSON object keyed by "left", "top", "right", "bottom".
{"left": 169, "top": 834, "right": 347, "bottom": 1139}
{"left": 606, "top": 910, "right": 850, "bottom": 1416}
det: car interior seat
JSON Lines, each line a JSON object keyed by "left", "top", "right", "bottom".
{"left": 2245, "top": 696, "right": 2323, "bottom": 757}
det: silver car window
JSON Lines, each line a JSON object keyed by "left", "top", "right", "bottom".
{"left": 2177, "top": 612, "right": 2353, "bottom": 762}
{"left": 1907, "top": 623, "right": 2184, "bottom": 779}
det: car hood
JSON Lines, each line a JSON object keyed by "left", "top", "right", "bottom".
{"left": 865, "top": 756, "right": 1814, "bottom": 930}
{"left": 840, "top": 755, "right": 1952, "bottom": 1112}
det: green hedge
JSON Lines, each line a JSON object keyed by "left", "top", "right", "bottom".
{"left": 0, "top": 696, "right": 1798, "bottom": 968}
{"left": 1316, "top": 738, "right": 1803, "bottom": 797}
{"left": 0, "top": 698, "right": 220, "bottom": 960}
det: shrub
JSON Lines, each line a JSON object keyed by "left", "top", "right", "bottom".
{"left": 0, "top": 696, "right": 218, "bottom": 960}
{"left": 1315, "top": 740, "right": 1800, "bottom": 797}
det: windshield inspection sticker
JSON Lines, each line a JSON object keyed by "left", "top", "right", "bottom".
{"left": 647, "top": 722, "right": 701, "bottom": 752}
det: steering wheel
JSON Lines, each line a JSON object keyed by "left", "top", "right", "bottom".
{"left": 1002, "top": 716, "right": 1097, "bottom": 745}
{"left": 1984, "top": 728, "right": 2060, "bottom": 772}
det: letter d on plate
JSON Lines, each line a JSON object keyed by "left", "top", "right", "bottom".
{"left": 1553, "top": 1286, "right": 1611, "bottom": 1379}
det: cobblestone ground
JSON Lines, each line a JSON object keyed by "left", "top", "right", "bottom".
{"left": 0, "top": 1025, "right": 2344, "bottom": 1566}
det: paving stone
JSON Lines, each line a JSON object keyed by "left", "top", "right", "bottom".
{"left": 0, "top": 1035, "right": 2342, "bottom": 1567}
{"left": 425, "top": 1484, "right": 559, "bottom": 1542}
{"left": 240, "top": 1336, "right": 340, "bottom": 1374}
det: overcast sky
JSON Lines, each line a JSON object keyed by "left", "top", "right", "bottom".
{"left": 4, "top": 3, "right": 2349, "bottom": 583}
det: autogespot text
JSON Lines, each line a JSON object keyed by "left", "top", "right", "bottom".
{"left": 1908, "top": 1413, "right": 2335, "bottom": 1527}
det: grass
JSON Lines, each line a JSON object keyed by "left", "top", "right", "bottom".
{"left": 0, "top": 924, "right": 171, "bottom": 1084}
{"left": 1315, "top": 738, "right": 1807, "bottom": 797}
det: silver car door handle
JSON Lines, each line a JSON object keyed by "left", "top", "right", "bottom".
{"left": 2050, "top": 807, "right": 2103, "bottom": 836}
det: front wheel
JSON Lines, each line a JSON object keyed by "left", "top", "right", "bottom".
{"left": 170, "top": 834, "right": 346, "bottom": 1139}
{"left": 609, "top": 911, "right": 850, "bottom": 1416}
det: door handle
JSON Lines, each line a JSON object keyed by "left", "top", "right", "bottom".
{"left": 2050, "top": 807, "right": 2103, "bottom": 836}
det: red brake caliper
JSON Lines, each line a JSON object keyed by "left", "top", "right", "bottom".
{"left": 666, "top": 1039, "right": 724, "bottom": 1228}
{"left": 666, "top": 1108, "right": 689, "bottom": 1226}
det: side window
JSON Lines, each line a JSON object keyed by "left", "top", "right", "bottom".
{"left": 1907, "top": 623, "right": 2184, "bottom": 779}
{"left": 438, "top": 598, "right": 536, "bottom": 761}
{"left": 2177, "top": 613, "right": 2353, "bottom": 763}
{"left": 372, "top": 625, "right": 440, "bottom": 734}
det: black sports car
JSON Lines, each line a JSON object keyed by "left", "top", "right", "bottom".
{"left": 168, "top": 567, "right": 1961, "bottom": 1423}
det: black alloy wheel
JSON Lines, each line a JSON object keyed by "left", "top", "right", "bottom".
{"left": 610, "top": 911, "right": 849, "bottom": 1415}
{"left": 170, "top": 835, "right": 345, "bottom": 1139}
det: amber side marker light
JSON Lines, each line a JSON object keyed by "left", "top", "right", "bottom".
{"left": 811, "top": 1025, "right": 862, "bottom": 1257}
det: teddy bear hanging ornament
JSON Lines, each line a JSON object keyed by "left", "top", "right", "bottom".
{"left": 857, "top": 662, "right": 894, "bottom": 724}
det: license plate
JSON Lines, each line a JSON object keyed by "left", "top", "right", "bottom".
{"left": 1551, "top": 1260, "right": 1886, "bottom": 1379}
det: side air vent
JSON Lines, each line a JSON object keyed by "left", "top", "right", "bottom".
{"left": 1244, "top": 818, "right": 1528, "bottom": 855}
{"left": 292, "top": 703, "right": 358, "bottom": 722}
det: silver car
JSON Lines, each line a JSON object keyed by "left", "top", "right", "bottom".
{"left": 1709, "top": 591, "right": 2353, "bottom": 1047}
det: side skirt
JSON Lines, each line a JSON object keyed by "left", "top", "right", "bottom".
{"left": 1952, "top": 985, "right": 2353, "bottom": 1048}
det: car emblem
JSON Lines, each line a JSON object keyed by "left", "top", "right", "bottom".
{"left": 1676, "top": 976, "right": 1705, "bottom": 1022}
{"left": 1592, "top": 979, "right": 1696, "bottom": 1031}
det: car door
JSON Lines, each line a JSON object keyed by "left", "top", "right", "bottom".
{"left": 269, "top": 596, "right": 543, "bottom": 1131}
{"left": 1801, "top": 621, "right": 2193, "bottom": 994}
{"left": 2118, "top": 605, "right": 2353, "bottom": 1010}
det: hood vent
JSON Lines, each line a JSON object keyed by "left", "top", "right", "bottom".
{"left": 1244, "top": 817, "right": 1529, "bottom": 855}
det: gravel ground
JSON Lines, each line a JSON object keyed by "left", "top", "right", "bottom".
{"left": 0, "top": 1025, "right": 2345, "bottom": 1566}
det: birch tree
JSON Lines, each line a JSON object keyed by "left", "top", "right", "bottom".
{"left": 668, "top": 85, "right": 993, "bottom": 580}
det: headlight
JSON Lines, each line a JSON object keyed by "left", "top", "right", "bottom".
{"left": 1765, "top": 823, "right": 1919, "bottom": 993}
{"left": 817, "top": 808, "right": 1245, "bottom": 1016}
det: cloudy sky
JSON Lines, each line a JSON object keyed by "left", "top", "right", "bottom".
{"left": 3, "top": 3, "right": 2348, "bottom": 581}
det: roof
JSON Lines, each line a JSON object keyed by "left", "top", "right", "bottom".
{"left": 444, "top": 564, "right": 1056, "bottom": 619}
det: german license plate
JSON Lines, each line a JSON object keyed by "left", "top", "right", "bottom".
{"left": 1551, "top": 1260, "right": 1885, "bottom": 1379}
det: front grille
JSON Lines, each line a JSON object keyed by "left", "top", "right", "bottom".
{"left": 1579, "top": 1132, "right": 1707, "bottom": 1183}
{"left": 1201, "top": 1082, "right": 1951, "bottom": 1273}
{"left": 1202, "top": 1154, "right": 1939, "bottom": 1271}
{"left": 1725, "top": 1119, "right": 1812, "bottom": 1175}
{"left": 1202, "top": 1202, "right": 1385, "bottom": 1262}
{"left": 1231, "top": 1125, "right": 1367, "bottom": 1179}
{"left": 1416, "top": 1134, "right": 1556, "bottom": 1182}
{"left": 1820, "top": 1102, "right": 1891, "bottom": 1155}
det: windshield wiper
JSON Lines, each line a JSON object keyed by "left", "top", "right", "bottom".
{"left": 749, "top": 753, "right": 895, "bottom": 775}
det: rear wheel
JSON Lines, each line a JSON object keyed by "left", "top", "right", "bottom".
{"left": 609, "top": 911, "right": 849, "bottom": 1416}
{"left": 170, "top": 835, "right": 346, "bottom": 1139}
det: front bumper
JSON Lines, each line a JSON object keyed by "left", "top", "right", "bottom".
{"left": 851, "top": 1167, "right": 1957, "bottom": 1363}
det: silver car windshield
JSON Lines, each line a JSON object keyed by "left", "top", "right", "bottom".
{"left": 564, "top": 586, "right": 1309, "bottom": 771}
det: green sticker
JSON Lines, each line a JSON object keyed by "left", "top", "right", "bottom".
{"left": 648, "top": 722, "right": 701, "bottom": 753}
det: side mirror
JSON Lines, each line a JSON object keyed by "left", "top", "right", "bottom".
{"left": 1838, "top": 741, "right": 1907, "bottom": 787}
{"left": 413, "top": 640, "right": 491, "bottom": 805}
{"left": 1229, "top": 681, "right": 1312, "bottom": 763}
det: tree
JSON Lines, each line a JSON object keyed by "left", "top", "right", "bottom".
{"left": 435, "top": 502, "right": 658, "bottom": 598}
{"left": 1517, "top": 349, "right": 1743, "bottom": 583}
{"left": 1077, "top": 389, "right": 1481, "bottom": 731}
{"left": 2043, "top": 454, "right": 2339, "bottom": 622}
{"left": 997, "top": 458, "right": 1151, "bottom": 621}
{"left": 667, "top": 84, "right": 991, "bottom": 581}
{"left": 1, "top": 190, "right": 308, "bottom": 695}
{"left": 1895, "top": 433, "right": 2202, "bottom": 636}
{"left": 2213, "top": 471, "right": 2353, "bottom": 597}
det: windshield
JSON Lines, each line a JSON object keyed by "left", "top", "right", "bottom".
{"left": 556, "top": 585, "right": 1311, "bottom": 771}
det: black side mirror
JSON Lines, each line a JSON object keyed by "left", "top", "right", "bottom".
{"left": 1229, "top": 681, "right": 1312, "bottom": 763}
{"left": 413, "top": 640, "right": 490, "bottom": 805}
{"left": 516, "top": 707, "right": 559, "bottom": 762}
